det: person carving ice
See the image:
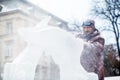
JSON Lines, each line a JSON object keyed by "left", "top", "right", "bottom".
{"left": 76, "top": 19, "right": 105, "bottom": 80}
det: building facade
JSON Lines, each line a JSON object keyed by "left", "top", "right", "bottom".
{"left": 0, "top": 0, "right": 67, "bottom": 80}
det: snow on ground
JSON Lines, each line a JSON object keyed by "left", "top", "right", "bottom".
{"left": 105, "top": 76, "right": 120, "bottom": 80}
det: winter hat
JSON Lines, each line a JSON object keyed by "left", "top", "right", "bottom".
{"left": 82, "top": 19, "right": 95, "bottom": 27}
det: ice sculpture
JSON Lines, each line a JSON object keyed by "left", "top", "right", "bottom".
{"left": 3, "top": 17, "right": 98, "bottom": 80}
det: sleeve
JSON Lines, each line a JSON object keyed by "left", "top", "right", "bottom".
{"left": 92, "top": 37, "right": 105, "bottom": 51}
{"left": 83, "top": 37, "right": 105, "bottom": 54}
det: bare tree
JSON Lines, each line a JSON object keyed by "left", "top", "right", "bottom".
{"left": 67, "top": 19, "right": 82, "bottom": 32}
{"left": 91, "top": 0, "right": 120, "bottom": 57}
{"left": 0, "top": 0, "right": 4, "bottom": 3}
{"left": 104, "top": 44, "right": 120, "bottom": 76}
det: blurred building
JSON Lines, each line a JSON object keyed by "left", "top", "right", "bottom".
{"left": 34, "top": 53, "right": 60, "bottom": 80}
{"left": 0, "top": 0, "right": 67, "bottom": 80}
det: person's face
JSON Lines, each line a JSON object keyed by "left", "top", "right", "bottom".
{"left": 83, "top": 26, "right": 94, "bottom": 35}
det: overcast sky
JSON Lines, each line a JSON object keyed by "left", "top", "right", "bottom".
{"left": 29, "top": 0, "right": 92, "bottom": 22}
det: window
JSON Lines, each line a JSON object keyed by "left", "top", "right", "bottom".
{"left": 5, "top": 40, "right": 13, "bottom": 57}
{"left": 6, "top": 20, "right": 13, "bottom": 34}
{"left": 0, "top": 4, "right": 3, "bottom": 11}
{"left": 34, "top": 65, "right": 40, "bottom": 80}
{"left": 41, "top": 66, "right": 47, "bottom": 80}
